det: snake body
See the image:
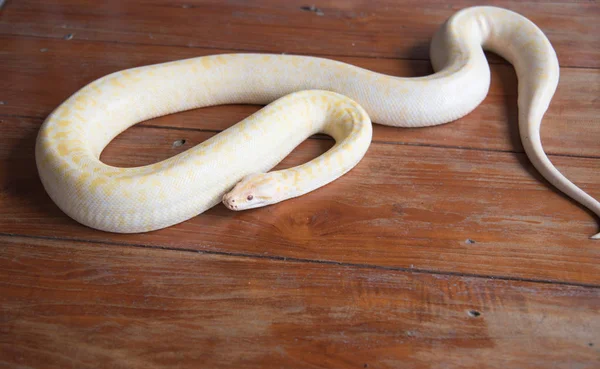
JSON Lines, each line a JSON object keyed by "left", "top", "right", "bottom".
{"left": 35, "top": 6, "right": 600, "bottom": 238}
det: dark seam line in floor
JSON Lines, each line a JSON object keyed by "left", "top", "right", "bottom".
{"left": 0, "top": 31, "right": 598, "bottom": 70}
{"left": 2, "top": 232, "right": 599, "bottom": 290}
{"left": 3, "top": 115, "right": 597, "bottom": 160}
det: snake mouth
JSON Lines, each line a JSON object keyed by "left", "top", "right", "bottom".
{"left": 222, "top": 194, "right": 239, "bottom": 211}
{"left": 222, "top": 192, "right": 273, "bottom": 211}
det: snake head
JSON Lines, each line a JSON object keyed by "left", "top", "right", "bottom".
{"left": 222, "top": 173, "right": 281, "bottom": 211}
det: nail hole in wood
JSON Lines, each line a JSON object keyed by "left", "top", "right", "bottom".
{"left": 300, "top": 5, "right": 324, "bottom": 16}
{"left": 172, "top": 139, "right": 186, "bottom": 148}
{"left": 467, "top": 309, "right": 481, "bottom": 317}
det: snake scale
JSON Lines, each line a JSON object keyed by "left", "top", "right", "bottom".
{"left": 35, "top": 6, "right": 600, "bottom": 238}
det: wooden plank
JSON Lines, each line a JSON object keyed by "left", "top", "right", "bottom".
{"left": 1, "top": 36, "right": 599, "bottom": 157}
{"left": 1, "top": 116, "right": 598, "bottom": 285}
{"left": 1, "top": 235, "right": 598, "bottom": 369}
{"left": 1, "top": 2, "right": 598, "bottom": 367}
{"left": 0, "top": 0, "right": 598, "bottom": 68}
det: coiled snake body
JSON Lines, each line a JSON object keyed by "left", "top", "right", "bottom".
{"left": 35, "top": 6, "right": 600, "bottom": 238}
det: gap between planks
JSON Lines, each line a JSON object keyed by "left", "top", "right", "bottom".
{"left": 1, "top": 31, "right": 599, "bottom": 70}
{"left": 0, "top": 29, "right": 600, "bottom": 70}
{"left": 2, "top": 232, "right": 599, "bottom": 290}
{"left": 2, "top": 114, "right": 597, "bottom": 160}
{"left": 93, "top": 122, "right": 600, "bottom": 161}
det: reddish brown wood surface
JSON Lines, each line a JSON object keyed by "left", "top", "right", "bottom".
{"left": 1, "top": 0, "right": 599, "bottom": 367}
{"left": 1, "top": 236, "right": 599, "bottom": 369}
{"left": 1, "top": 115, "right": 599, "bottom": 284}
{"left": 1, "top": 0, "right": 598, "bottom": 68}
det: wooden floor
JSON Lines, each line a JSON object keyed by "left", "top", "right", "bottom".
{"left": 1, "top": 1, "right": 599, "bottom": 368}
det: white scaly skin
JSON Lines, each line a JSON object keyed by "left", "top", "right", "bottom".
{"left": 35, "top": 6, "right": 599, "bottom": 237}
{"left": 36, "top": 90, "right": 371, "bottom": 233}
{"left": 223, "top": 97, "right": 373, "bottom": 211}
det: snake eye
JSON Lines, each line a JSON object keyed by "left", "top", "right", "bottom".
{"left": 247, "top": 195, "right": 254, "bottom": 201}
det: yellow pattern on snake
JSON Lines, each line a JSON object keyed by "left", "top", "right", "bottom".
{"left": 35, "top": 6, "right": 600, "bottom": 238}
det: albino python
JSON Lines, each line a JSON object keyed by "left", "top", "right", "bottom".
{"left": 35, "top": 6, "right": 600, "bottom": 238}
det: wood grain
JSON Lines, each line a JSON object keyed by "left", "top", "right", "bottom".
{"left": 1, "top": 235, "right": 598, "bottom": 369}
{"left": 1, "top": 116, "right": 598, "bottom": 285}
{"left": 1, "top": 1, "right": 600, "bottom": 366}
{"left": 0, "top": 0, "right": 598, "bottom": 68}
{"left": 1, "top": 35, "right": 599, "bottom": 157}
